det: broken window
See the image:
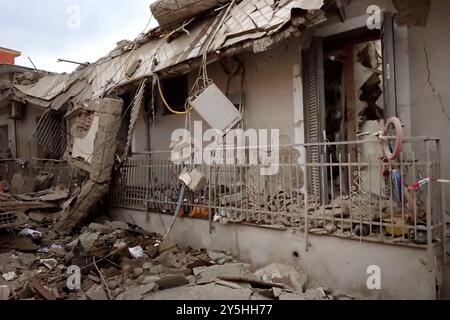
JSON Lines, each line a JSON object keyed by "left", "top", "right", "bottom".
{"left": 160, "top": 74, "right": 189, "bottom": 115}
{"left": 304, "top": 25, "right": 388, "bottom": 201}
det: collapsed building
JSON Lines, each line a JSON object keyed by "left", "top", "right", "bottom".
{"left": 1, "top": 0, "right": 450, "bottom": 300}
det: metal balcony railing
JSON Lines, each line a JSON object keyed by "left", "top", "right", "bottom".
{"left": 95, "top": 138, "right": 445, "bottom": 249}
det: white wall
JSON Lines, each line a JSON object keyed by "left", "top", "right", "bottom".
{"left": 133, "top": 39, "right": 303, "bottom": 155}
{"left": 111, "top": 207, "right": 439, "bottom": 300}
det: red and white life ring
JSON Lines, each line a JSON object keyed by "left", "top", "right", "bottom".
{"left": 382, "top": 117, "right": 403, "bottom": 161}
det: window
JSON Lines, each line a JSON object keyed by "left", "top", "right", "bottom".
{"left": 160, "top": 74, "right": 189, "bottom": 115}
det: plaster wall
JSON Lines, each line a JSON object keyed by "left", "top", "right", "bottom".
{"left": 111, "top": 207, "right": 438, "bottom": 300}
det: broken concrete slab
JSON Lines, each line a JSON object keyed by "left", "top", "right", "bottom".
{"left": 56, "top": 181, "right": 109, "bottom": 235}
{"left": 29, "top": 212, "right": 50, "bottom": 224}
{"left": 144, "top": 283, "right": 253, "bottom": 300}
{"left": 116, "top": 283, "right": 157, "bottom": 300}
{"left": 141, "top": 276, "right": 161, "bottom": 285}
{"left": 78, "top": 231, "right": 100, "bottom": 251}
{"left": 48, "top": 244, "right": 66, "bottom": 257}
{"left": 158, "top": 238, "right": 177, "bottom": 253}
{"left": 207, "top": 251, "right": 234, "bottom": 264}
{"left": 105, "top": 220, "right": 129, "bottom": 230}
{"left": 39, "top": 191, "right": 69, "bottom": 202}
{"left": 86, "top": 285, "right": 109, "bottom": 300}
{"left": 88, "top": 223, "right": 115, "bottom": 234}
{"left": 155, "top": 275, "right": 190, "bottom": 289}
{"left": 254, "top": 263, "right": 308, "bottom": 293}
{"left": 65, "top": 98, "right": 123, "bottom": 184}
{"left": 40, "top": 259, "right": 58, "bottom": 270}
{"left": 133, "top": 267, "right": 144, "bottom": 277}
{"left": 150, "top": 0, "right": 230, "bottom": 29}
{"left": 194, "top": 263, "right": 258, "bottom": 285}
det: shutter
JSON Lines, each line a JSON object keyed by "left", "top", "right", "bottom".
{"left": 382, "top": 12, "right": 397, "bottom": 118}
{"left": 303, "top": 37, "right": 326, "bottom": 202}
{"left": 31, "top": 111, "right": 67, "bottom": 159}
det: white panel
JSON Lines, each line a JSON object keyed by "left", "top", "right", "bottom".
{"left": 190, "top": 83, "right": 242, "bottom": 135}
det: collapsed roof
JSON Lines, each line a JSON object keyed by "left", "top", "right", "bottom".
{"left": 12, "top": 0, "right": 327, "bottom": 110}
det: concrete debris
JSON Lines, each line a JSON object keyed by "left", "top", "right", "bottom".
{"left": 86, "top": 285, "right": 108, "bottom": 301}
{"left": 18, "top": 228, "right": 42, "bottom": 239}
{"left": 133, "top": 267, "right": 144, "bottom": 277}
{"left": 155, "top": 275, "right": 190, "bottom": 289}
{"left": 88, "top": 223, "right": 115, "bottom": 234}
{"left": 0, "top": 214, "right": 331, "bottom": 300}
{"left": 0, "top": 285, "right": 11, "bottom": 300}
{"left": 254, "top": 263, "right": 308, "bottom": 292}
{"left": 2, "top": 272, "right": 17, "bottom": 281}
{"left": 116, "top": 283, "right": 157, "bottom": 300}
{"left": 79, "top": 231, "right": 100, "bottom": 251}
{"left": 129, "top": 246, "right": 146, "bottom": 259}
{"left": 151, "top": 0, "right": 230, "bottom": 29}
{"left": 40, "top": 259, "right": 58, "bottom": 270}
{"left": 194, "top": 263, "right": 258, "bottom": 285}
{"left": 141, "top": 276, "right": 161, "bottom": 285}
{"left": 207, "top": 251, "right": 234, "bottom": 264}
{"left": 47, "top": 245, "right": 66, "bottom": 257}
{"left": 145, "top": 245, "right": 158, "bottom": 259}
{"left": 105, "top": 220, "right": 129, "bottom": 231}
{"left": 158, "top": 238, "right": 177, "bottom": 254}
{"left": 29, "top": 212, "right": 52, "bottom": 224}
{"left": 144, "top": 283, "right": 253, "bottom": 300}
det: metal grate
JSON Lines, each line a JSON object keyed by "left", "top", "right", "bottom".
{"left": 31, "top": 110, "right": 67, "bottom": 159}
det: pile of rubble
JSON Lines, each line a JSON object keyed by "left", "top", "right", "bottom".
{"left": 0, "top": 214, "right": 352, "bottom": 300}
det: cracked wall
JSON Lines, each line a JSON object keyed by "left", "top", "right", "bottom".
{"left": 408, "top": 0, "right": 450, "bottom": 207}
